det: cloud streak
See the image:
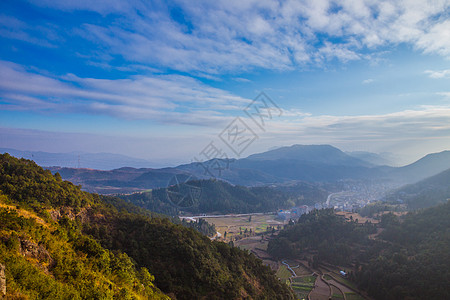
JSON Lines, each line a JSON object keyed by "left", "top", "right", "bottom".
{"left": 425, "top": 69, "right": 450, "bottom": 79}
{"left": 0, "top": 60, "right": 252, "bottom": 126}
{"left": 13, "top": 0, "right": 450, "bottom": 74}
{"left": 2, "top": 105, "right": 449, "bottom": 163}
{"left": 256, "top": 106, "right": 450, "bottom": 162}
{"left": 272, "top": 106, "right": 450, "bottom": 139}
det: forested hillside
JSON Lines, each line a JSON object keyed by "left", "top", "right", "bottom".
{"left": 357, "top": 202, "right": 450, "bottom": 299}
{"left": 386, "top": 168, "right": 450, "bottom": 209}
{"left": 121, "top": 179, "right": 327, "bottom": 215}
{"left": 0, "top": 154, "right": 294, "bottom": 299}
{"left": 268, "top": 205, "right": 450, "bottom": 300}
{"left": 0, "top": 154, "right": 168, "bottom": 299}
{"left": 267, "top": 209, "right": 377, "bottom": 265}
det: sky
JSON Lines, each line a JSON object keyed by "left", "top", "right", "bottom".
{"left": 1, "top": 0, "right": 450, "bottom": 166}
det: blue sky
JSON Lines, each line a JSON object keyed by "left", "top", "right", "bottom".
{"left": 1, "top": 0, "right": 450, "bottom": 166}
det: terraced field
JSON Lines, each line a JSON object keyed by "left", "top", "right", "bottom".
{"left": 291, "top": 275, "right": 317, "bottom": 299}
{"left": 275, "top": 265, "right": 292, "bottom": 280}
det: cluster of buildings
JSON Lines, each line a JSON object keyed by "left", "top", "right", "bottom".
{"left": 277, "top": 199, "right": 367, "bottom": 221}
{"left": 277, "top": 202, "right": 329, "bottom": 220}
{"left": 277, "top": 205, "right": 312, "bottom": 220}
{"left": 276, "top": 181, "right": 397, "bottom": 219}
{"left": 326, "top": 191, "right": 368, "bottom": 212}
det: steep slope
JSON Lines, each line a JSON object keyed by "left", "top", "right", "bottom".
{"left": 121, "top": 179, "right": 328, "bottom": 215}
{"left": 84, "top": 211, "right": 293, "bottom": 300}
{"left": 386, "top": 168, "right": 450, "bottom": 209}
{"left": 0, "top": 155, "right": 168, "bottom": 299}
{"left": 393, "top": 150, "right": 450, "bottom": 183}
{"left": 0, "top": 154, "right": 294, "bottom": 299}
{"left": 358, "top": 201, "right": 450, "bottom": 300}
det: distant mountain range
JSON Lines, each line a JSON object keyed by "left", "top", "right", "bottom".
{"left": 392, "top": 150, "right": 450, "bottom": 183}
{"left": 246, "top": 144, "right": 370, "bottom": 166}
{"left": 0, "top": 148, "right": 160, "bottom": 170}
{"left": 45, "top": 166, "right": 187, "bottom": 194}
{"left": 345, "top": 151, "right": 399, "bottom": 166}
{"left": 39, "top": 144, "right": 450, "bottom": 195}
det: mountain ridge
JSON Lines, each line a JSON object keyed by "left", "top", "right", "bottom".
{"left": 8, "top": 145, "right": 449, "bottom": 195}
{"left": 0, "top": 148, "right": 162, "bottom": 170}
{"left": 387, "top": 167, "right": 450, "bottom": 209}
{"left": 393, "top": 150, "right": 450, "bottom": 183}
{"left": 246, "top": 144, "right": 372, "bottom": 166}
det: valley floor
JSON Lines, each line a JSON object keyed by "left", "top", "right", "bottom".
{"left": 180, "top": 212, "right": 286, "bottom": 241}
{"left": 229, "top": 224, "right": 371, "bottom": 300}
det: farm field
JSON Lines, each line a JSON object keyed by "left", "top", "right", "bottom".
{"left": 236, "top": 235, "right": 268, "bottom": 250}
{"left": 200, "top": 213, "right": 286, "bottom": 240}
{"left": 282, "top": 260, "right": 312, "bottom": 277}
{"left": 276, "top": 265, "right": 292, "bottom": 280}
{"left": 284, "top": 273, "right": 317, "bottom": 300}
{"left": 331, "top": 285, "right": 344, "bottom": 299}
{"left": 291, "top": 285, "right": 311, "bottom": 300}
{"left": 197, "top": 212, "right": 369, "bottom": 299}
{"left": 328, "top": 272, "right": 359, "bottom": 292}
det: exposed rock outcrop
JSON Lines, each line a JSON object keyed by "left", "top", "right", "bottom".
{"left": 20, "top": 239, "right": 54, "bottom": 270}
{"left": 50, "top": 207, "right": 89, "bottom": 223}
{"left": 0, "top": 263, "right": 6, "bottom": 297}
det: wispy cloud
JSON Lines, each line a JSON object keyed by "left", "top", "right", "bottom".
{"left": 2, "top": 1, "right": 450, "bottom": 162}
{"left": 0, "top": 14, "right": 60, "bottom": 48}
{"left": 0, "top": 61, "right": 251, "bottom": 126}
{"left": 2, "top": 105, "right": 449, "bottom": 163}
{"left": 233, "top": 77, "right": 252, "bottom": 83}
{"left": 437, "top": 92, "right": 450, "bottom": 98}
{"left": 261, "top": 106, "right": 450, "bottom": 159}
{"left": 425, "top": 69, "right": 450, "bottom": 79}
{"left": 9, "top": 0, "right": 450, "bottom": 74}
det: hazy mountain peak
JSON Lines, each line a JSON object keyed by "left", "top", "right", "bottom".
{"left": 246, "top": 144, "right": 370, "bottom": 166}
{"left": 345, "top": 151, "right": 399, "bottom": 166}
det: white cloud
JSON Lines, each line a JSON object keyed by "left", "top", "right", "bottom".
{"left": 0, "top": 60, "right": 251, "bottom": 126}
{"left": 4, "top": 104, "right": 449, "bottom": 163}
{"left": 232, "top": 77, "right": 251, "bottom": 82}
{"left": 437, "top": 92, "right": 450, "bottom": 98}
{"left": 259, "top": 106, "right": 450, "bottom": 159}
{"left": 416, "top": 19, "right": 450, "bottom": 56}
{"left": 362, "top": 79, "right": 374, "bottom": 84}
{"left": 13, "top": 0, "right": 450, "bottom": 74}
{"left": 0, "top": 15, "right": 58, "bottom": 48}
{"left": 425, "top": 69, "right": 450, "bottom": 79}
